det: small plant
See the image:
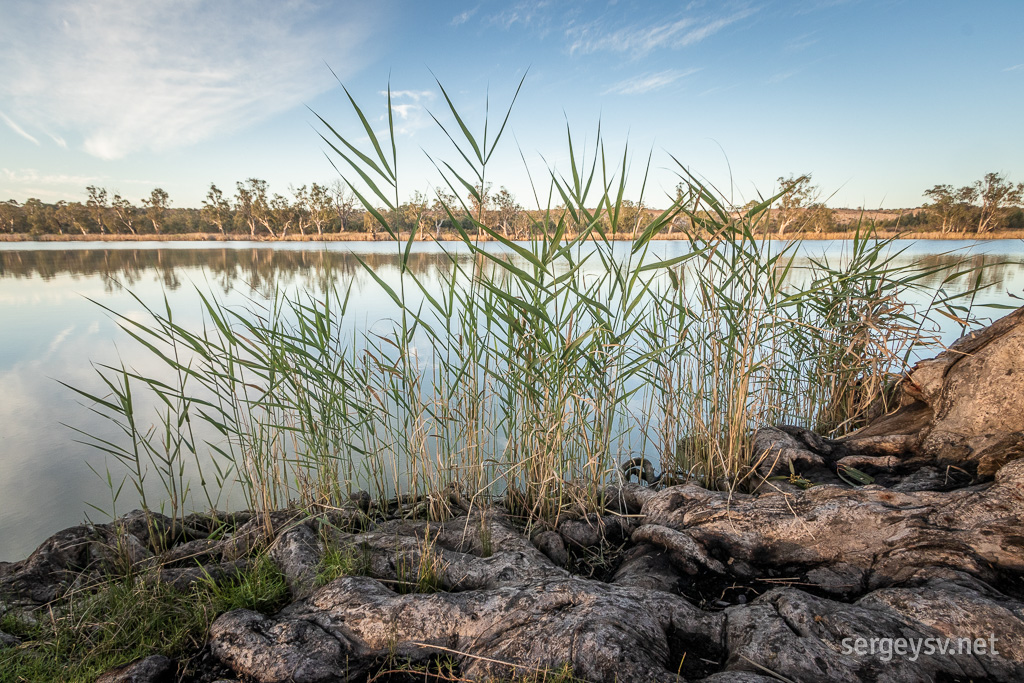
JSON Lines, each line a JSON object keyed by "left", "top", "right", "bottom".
{"left": 394, "top": 528, "right": 447, "bottom": 594}
{"left": 768, "top": 461, "right": 816, "bottom": 490}
{"left": 202, "top": 553, "right": 290, "bottom": 614}
{"left": 316, "top": 543, "right": 369, "bottom": 587}
{"left": 479, "top": 510, "right": 494, "bottom": 558}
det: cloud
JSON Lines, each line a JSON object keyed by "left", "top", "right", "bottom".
{"left": 0, "top": 111, "right": 39, "bottom": 145}
{"left": 381, "top": 90, "right": 433, "bottom": 102}
{"left": 0, "top": 0, "right": 382, "bottom": 160}
{"left": 2, "top": 168, "right": 100, "bottom": 186}
{"left": 451, "top": 6, "right": 479, "bottom": 26}
{"left": 487, "top": 0, "right": 554, "bottom": 32}
{"left": 377, "top": 89, "right": 435, "bottom": 137}
{"left": 567, "top": 6, "right": 757, "bottom": 57}
{"left": 602, "top": 68, "right": 700, "bottom": 96}
{"left": 46, "top": 325, "right": 75, "bottom": 355}
{"left": 1004, "top": 64, "right": 1024, "bottom": 72}
{"left": 767, "top": 70, "right": 796, "bottom": 84}
{"left": 785, "top": 32, "right": 819, "bottom": 52}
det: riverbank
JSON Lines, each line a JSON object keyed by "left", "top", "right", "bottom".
{"left": 3, "top": 229, "right": 1024, "bottom": 243}
{"left": 3, "top": 307, "right": 1024, "bottom": 682}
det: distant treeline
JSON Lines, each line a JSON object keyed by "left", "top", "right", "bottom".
{"left": 3, "top": 172, "right": 1022, "bottom": 238}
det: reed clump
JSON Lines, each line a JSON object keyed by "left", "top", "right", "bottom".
{"left": 69, "top": 78, "right": 994, "bottom": 531}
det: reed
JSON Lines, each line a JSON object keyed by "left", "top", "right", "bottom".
{"left": 68, "top": 78, "right": 996, "bottom": 529}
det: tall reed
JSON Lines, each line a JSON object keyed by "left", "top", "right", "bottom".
{"left": 70, "top": 78, "right": 995, "bottom": 529}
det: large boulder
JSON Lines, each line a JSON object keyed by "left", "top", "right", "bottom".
{"left": 754, "top": 306, "right": 1024, "bottom": 484}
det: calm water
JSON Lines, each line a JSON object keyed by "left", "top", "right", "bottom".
{"left": 1, "top": 239, "right": 1022, "bottom": 561}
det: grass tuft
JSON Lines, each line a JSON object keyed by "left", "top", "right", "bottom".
{"left": 0, "top": 554, "right": 288, "bottom": 683}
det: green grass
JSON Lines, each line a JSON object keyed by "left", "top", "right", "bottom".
{"left": 316, "top": 542, "right": 370, "bottom": 587}
{"left": 0, "top": 555, "right": 288, "bottom": 683}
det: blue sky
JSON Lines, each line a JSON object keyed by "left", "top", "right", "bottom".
{"left": 1, "top": 0, "right": 1022, "bottom": 210}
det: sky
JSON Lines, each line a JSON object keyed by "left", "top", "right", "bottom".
{"left": 1, "top": 0, "right": 1022, "bottom": 211}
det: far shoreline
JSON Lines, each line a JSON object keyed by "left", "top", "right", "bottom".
{"left": 3, "top": 229, "right": 1024, "bottom": 243}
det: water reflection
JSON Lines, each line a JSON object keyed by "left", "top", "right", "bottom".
{"left": 2, "top": 241, "right": 1021, "bottom": 296}
{"left": 0, "top": 246, "right": 477, "bottom": 297}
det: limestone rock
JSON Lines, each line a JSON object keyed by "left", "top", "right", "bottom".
{"left": 210, "top": 576, "right": 723, "bottom": 683}
{"left": 95, "top": 655, "right": 174, "bottom": 683}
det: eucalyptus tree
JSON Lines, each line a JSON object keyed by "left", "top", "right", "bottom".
{"left": 111, "top": 193, "right": 138, "bottom": 235}
{"left": 493, "top": 186, "right": 522, "bottom": 238}
{"left": 141, "top": 188, "right": 170, "bottom": 234}
{"left": 201, "top": 183, "right": 231, "bottom": 234}
{"left": 330, "top": 180, "right": 358, "bottom": 232}
{"left": 234, "top": 179, "right": 273, "bottom": 237}
{"left": 923, "top": 184, "right": 957, "bottom": 233}
{"left": 0, "top": 200, "right": 20, "bottom": 233}
{"left": 774, "top": 174, "right": 818, "bottom": 236}
{"left": 85, "top": 186, "right": 110, "bottom": 234}
{"left": 307, "top": 182, "right": 334, "bottom": 236}
{"left": 975, "top": 172, "right": 1023, "bottom": 233}
{"left": 290, "top": 185, "right": 311, "bottom": 236}
{"left": 22, "top": 198, "right": 49, "bottom": 234}
{"left": 57, "top": 201, "right": 89, "bottom": 235}
{"left": 270, "top": 194, "right": 293, "bottom": 236}
{"left": 430, "top": 189, "right": 457, "bottom": 238}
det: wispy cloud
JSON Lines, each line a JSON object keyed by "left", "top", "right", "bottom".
{"left": 379, "top": 89, "right": 436, "bottom": 137}
{"left": 0, "top": 111, "right": 39, "bottom": 145}
{"left": 785, "top": 32, "right": 819, "bottom": 52}
{"left": 0, "top": 0, "right": 382, "bottom": 159}
{"left": 2, "top": 168, "right": 100, "bottom": 186}
{"left": 487, "top": 0, "right": 554, "bottom": 32}
{"left": 1004, "top": 64, "right": 1024, "bottom": 72}
{"left": 767, "top": 70, "right": 796, "bottom": 84}
{"left": 567, "top": 6, "right": 757, "bottom": 57}
{"left": 47, "top": 325, "right": 75, "bottom": 355}
{"left": 451, "top": 6, "right": 479, "bottom": 26}
{"left": 383, "top": 90, "right": 433, "bottom": 102}
{"left": 603, "top": 68, "right": 701, "bottom": 96}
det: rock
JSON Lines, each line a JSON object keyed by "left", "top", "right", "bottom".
{"left": 211, "top": 575, "right": 723, "bottom": 683}
{"left": 337, "top": 521, "right": 569, "bottom": 592}
{"left": 611, "top": 544, "right": 685, "bottom": 594}
{"left": 635, "top": 457, "right": 1024, "bottom": 594}
{"left": 209, "top": 609, "right": 355, "bottom": 683}
{"left": 557, "top": 513, "right": 632, "bottom": 549}
{"left": 113, "top": 510, "right": 207, "bottom": 551}
{"left": 753, "top": 307, "right": 1024, "bottom": 484}
{"left": 721, "top": 574, "right": 1024, "bottom": 682}
{"left": 632, "top": 523, "right": 727, "bottom": 576}
{"left": 150, "top": 559, "right": 249, "bottom": 592}
{"left": 531, "top": 530, "right": 568, "bottom": 566}
{"left": 219, "top": 511, "right": 309, "bottom": 562}
{"left": 153, "top": 537, "right": 223, "bottom": 568}
{"left": 95, "top": 654, "right": 174, "bottom": 683}
{"left": 0, "top": 629, "right": 21, "bottom": 648}
{"left": 267, "top": 523, "right": 322, "bottom": 599}
{"left": 908, "top": 307, "right": 1024, "bottom": 466}
{"left": 0, "top": 524, "right": 149, "bottom": 603}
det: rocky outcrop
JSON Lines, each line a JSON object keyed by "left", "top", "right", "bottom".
{"left": 754, "top": 306, "right": 1024, "bottom": 486}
